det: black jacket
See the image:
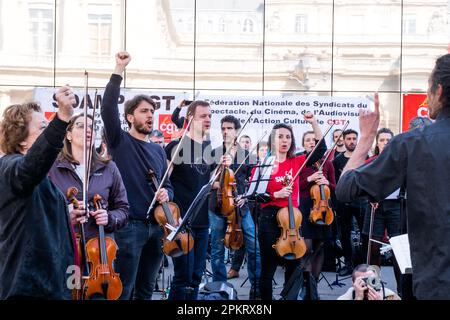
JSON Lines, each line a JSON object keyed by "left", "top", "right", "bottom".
{"left": 171, "top": 106, "right": 186, "bottom": 129}
{"left": 0, "top": 117, "right": 74, "bottom": 299}
{"left": 336, "top": 108, "right": 450, "bottom": 300}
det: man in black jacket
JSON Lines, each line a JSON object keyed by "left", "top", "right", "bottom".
{"left": 0, "top": 86, "right": 76, "bottom": 299}
{"left": 336, "top": 54, "right": 450, "bottom": 299}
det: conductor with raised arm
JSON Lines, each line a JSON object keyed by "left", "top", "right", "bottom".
{"left": 336, "top": 54, "right": 450, "bottom": 300}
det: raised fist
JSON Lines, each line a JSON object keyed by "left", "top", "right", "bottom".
{"left": 55, "top": 85, "right": 76, "bottom": 122}
{"left": 114, "top": 51, "right": 131, "bottom": 74}
{"left": 303, "top": 111, "right": 316, "bottom": 124}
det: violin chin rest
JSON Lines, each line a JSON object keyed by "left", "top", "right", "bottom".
{"left": 314, "top": 220, "right": 326, "bottom": 226}
{"left": 282, "top": 253, "right": 297, "bottom": 260}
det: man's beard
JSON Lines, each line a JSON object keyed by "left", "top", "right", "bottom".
{"left": 346, "top": 144, "right": 356, "bottom": 152}
{"left": 135, "top": 122, "right": 152, "bottom": 135}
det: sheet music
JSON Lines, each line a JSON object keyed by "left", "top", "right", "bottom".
{"left": 389, "top": 234, "right": 413, "bottom": 274}
{"left": 246, "top": 155, "right": 275, "bottom": 196}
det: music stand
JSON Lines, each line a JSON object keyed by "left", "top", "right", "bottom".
{"left": 167, "top": 182, "right": 212, "bottom": 242}
{"left": 166, "top": 181, "right": 214, "bottom": 297}
{"left": 239, "top": 158, "right": 275, "bottom": 299}
{"left": 318, "top": 273, "right": 333, "bottom": 290}
{"left": 330, "top": 255, "right": 352, "bottom": 287}
{"left": 329, "top": 205, "right": 350, "bottom": 287}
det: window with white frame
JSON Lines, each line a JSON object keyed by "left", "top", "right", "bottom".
{"left": 29, "top": 3, "right": 54, "bottom": 56}
{"left": 88, "top": 4, "right": 112, "bottom": 57}
{"left": 403, "top": 14, "right": 417, "bottom": 35}
{"left": 242, "top": 18, "right": 254, "bottom": 33}
{"left": 295, "top": 14, "right": 308, "bottom": 34}
{"left": 219, "top": 17, "right": 226, "bottom": 33}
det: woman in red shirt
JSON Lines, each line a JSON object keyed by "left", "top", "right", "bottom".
{"left": 254, "top": 113, "right": 326, "bottom": 300}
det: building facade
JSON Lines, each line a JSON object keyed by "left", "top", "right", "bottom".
{"left": 0, "top": 0, "right": 449, "bottom": 132}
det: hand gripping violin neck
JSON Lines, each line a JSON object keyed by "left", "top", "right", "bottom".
{"left": 149, "top": 170, "right": 193, "bottom": 257}
{"left": 84, "top": 194, "right": 122, "bottom": 300}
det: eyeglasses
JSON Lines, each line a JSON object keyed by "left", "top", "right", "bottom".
{"left": 73, "top": 122, "right": 92, "bottom": 130}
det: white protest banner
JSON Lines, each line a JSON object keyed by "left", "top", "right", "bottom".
{"left": 33, "top": 88, "right": 370, "bottom": 150}
{"left": 200, "top": 95, "right": 369, "bottom": 150}
{"left": 33, "top": 87, "right": 187, "bottom": 146}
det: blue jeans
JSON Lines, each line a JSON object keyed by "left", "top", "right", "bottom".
{"left": 114, "top": 219, "right": 163, "bottom": 300}
{"left": 209, "top": 209, "right": 261, "bottom": 287}
{"left": 168, "top": 227, "right": 209, "bottom": 300}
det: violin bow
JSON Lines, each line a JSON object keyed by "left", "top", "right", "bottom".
{"left": 233, "top": 130, "right": 269, "bottom": 176}
{"left": 317, "top": 121, "right": 349, "bottom": 171}
{"left": 211, "top": 111, "right": 254, "bottom": 179}
{"left": 82, "top": 72, "right": 99, "bottom": 208}
{"left": 82, "top": 70, "right": 90, "bottom": 219}
{"left": 146, "top": 116, "right": 194, "bottom": 215}
{"left": 288, "top": 123, "right": 334, "bottom": 188}
{"left": 86, "top": 88, "right": 98, "bottom": 179}
{"left": 226, "top": 111, "right": 253, "bottom": 157}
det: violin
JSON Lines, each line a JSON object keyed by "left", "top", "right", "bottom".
{"left": 66, "top": 187, "right": 90, "bottom": 300}
{"left": 217, "top": 164, "right": 236, "bottom": 217}
{"left": 309, "top": 161, "right": 334, "bottom": 226}
{"left": 84, "top": 194, "right": 122, "bottom": 300}
{"left": 148, "top": 170, "right": 194, "bottom": 257}
{"left": 307, "top": 122, "right": 348, "bottom": 226}
{"left": 273, "top": 176, "right": 306, "bottom": 260}
{"left": 224, "top": 207, "right": 244, "bottom": 250}
{"left": 216, "top": 113, "right": 255, "bottom": 217}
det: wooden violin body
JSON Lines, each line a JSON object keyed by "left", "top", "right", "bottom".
{"left": 149, "top": 169, "right": 194, "bottom": 257}
{"left": 154, "top": 201, "right": 194, "bottom": 257}
{"left": 217, "top": 166, "right": 236, "bottom": 217}
{"left": 309, "top": 184, "right": 334, "bottom": 226}
{"left": 84, "top": 194, "right": 122, "bottom": 300}
{"left": 84, "top": 236, "right": 122, "bottom": 300}
{"left": 273, "top": 195, "right": 306, "bottom": 260}
{"left": 224, "top": 208, "right": 244, "bottom": 250}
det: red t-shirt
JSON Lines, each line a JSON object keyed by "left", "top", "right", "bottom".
{"left": 365, "top": 155, "right": 378, "bottom": 164}
{"left": 252, "top": 155, "right": 306, "bottom": 209}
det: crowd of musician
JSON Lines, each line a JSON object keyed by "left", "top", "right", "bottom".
{"left": 0, "top": 51, "right": 440, "bottom": 301}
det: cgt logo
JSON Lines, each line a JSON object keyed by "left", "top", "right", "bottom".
{"left": 158, "top": 114, "right": 182, "bottom": 139}
{"left": 45, "top": 111, "right": 56, "bottom": 121}
{"left": 417, "top": 97, "right": 429, "bottom": 117}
